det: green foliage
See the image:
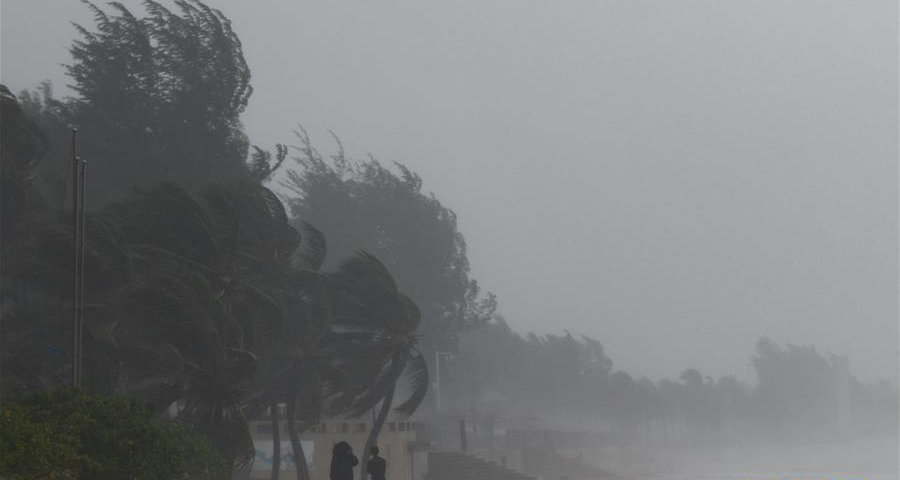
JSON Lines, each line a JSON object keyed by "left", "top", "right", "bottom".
{"left": 0, "top": 389, "right": 225, "bottom": 480}
{"left": 0, "top": 405, "right": 81, "bottom": 480}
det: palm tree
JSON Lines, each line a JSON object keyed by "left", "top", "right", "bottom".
{"left": 196, "top": 186, "right": 341, "bottom": 480}
{"left": 2, "top": 81, "right": 438, "bottom": 480}
{"left": 250, "top": 224, "right": 333, "bottom": 480}
{"left": 327, "top": 252, "right": 429, "bottom": 480}
{"left": 256, "top": 221, "right": 365, "bottom": 480}
{"left": 107, "top": 180, "right": 305, "bottom": 475}
{"left": 0, "top": 175, "right": 258, "bottom": 474}
{"left": 2, "top": 109, "right": 435, "bottom": 479}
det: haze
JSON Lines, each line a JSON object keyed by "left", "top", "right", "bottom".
{"left": 2, "top": 0, "right": 896, "bottom": 383}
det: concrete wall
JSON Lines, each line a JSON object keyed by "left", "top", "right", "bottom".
{"left": 249, "top": 417, "right": 418, "bottom": 480}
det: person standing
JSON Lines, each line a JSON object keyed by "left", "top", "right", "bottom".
{"left": 366, "top": 446, "right": 386, "bottom": 480}
{"left": 330, "top": 442, "right": 358, "bottom": 480}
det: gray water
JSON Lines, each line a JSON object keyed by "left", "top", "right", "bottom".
{"left": 581, "top": 436, "right": 899, "bottom": 480}
{"left": 649, "top": 476, "right": 896, "bottom": 480}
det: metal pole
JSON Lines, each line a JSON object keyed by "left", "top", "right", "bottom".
{"left": 434, "top": 351, "right": 441, "bottom": 412}
{"left": 70, "top": 129, "right": 80, "bottom": 388}
{"left": 459, "top": 419, "right": 467, "bottom": 453}
{"left": 77, "top": 157, "right": 87, "bottom": 387}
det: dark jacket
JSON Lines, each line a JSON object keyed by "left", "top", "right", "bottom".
{"left": 330, "top": 452, "right": 358, "bottom": 480}
{"left": 367, "top": 455, "right": 386, "bottom": 480}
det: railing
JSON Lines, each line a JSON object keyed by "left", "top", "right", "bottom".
{"left": 254, "top": 420, "right": 418, "bottom": 435}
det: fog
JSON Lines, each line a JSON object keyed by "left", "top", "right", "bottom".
{"left": 1, "top": 1, "right": 897, "bottom": 479}
{"left": 4, "top": 0, "right": 896, "bottom": 383}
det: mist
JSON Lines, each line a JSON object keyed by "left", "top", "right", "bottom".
{"left": 1, "top": 1, "right": 897, "bottom": 480}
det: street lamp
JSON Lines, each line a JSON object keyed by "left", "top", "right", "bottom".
{"left": 70, "top": 129, "right": 87, "bottom": 388}
{"left": 433, "top": 351, "right": 453, "bottom": 411}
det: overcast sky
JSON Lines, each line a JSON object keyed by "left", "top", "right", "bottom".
{"left": 2, "top": 0, "right": 897, "bottom": 383}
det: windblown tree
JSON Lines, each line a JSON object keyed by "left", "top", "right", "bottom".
{"left": 0, "top": 86, "right": 52, "bottom": 403}
{"left": 20, "top": 0, "right": 263, "bottom": 205}
{"left": 1, "top": 175, "right": 304, "bottom": 474}
{"left": 751, "top": 337, "right": 842, "bottom": 432}
{"left": 96, "top": 182, "right": 423, "bottom": 480}
{"left": 4, "top": 81, "right": 430, "bottom": 480}
{"left": 3, "top": 2, "right": 440, "bottom": 477}
{"left": 251, "top": 222, "right": 338, "bottom": 480}
{"left": 0, "top": 86, "right": 48, "bottom": 235}
{"left": 102, "top": 178, "right": 345, "bottom": 476}
{"left": 326, "top": 253, "right": 429, "bottom": 480}
{"left": 284, "top": 131, "right": 496, "bottom": 363}
{"left": 448, "top": 320, "right": 613, "bottom": 418}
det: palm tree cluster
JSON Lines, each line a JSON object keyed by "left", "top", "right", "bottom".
{"left": 2, "top": 2, "right": 437, "bottom": 477}
{"left": 1, "top": 86, "right": 428, "bottom": 480}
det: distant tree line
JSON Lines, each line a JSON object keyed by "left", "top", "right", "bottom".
{"left": 444, "top": 319, "right": 898, "bottom": 445}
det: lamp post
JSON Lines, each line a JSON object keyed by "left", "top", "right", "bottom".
{"left": 433, "top": 351, "right": 452, "bottom": 412}
{"left": 70, "top": 129, "right": 87, "bottom": 388}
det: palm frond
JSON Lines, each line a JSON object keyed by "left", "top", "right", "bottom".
{"left": 292, "top": 221, "right": 327, "bottom": 271}
{"left": 342, "top": 353, "right": 406, "bottom": 418}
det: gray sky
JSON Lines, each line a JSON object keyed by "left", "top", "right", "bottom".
{"left": 2, "top": 0, "right": 897, "bottom": 383}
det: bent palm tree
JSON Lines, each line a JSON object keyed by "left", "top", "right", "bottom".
{"left": 327, "top": 252, "right": 429, "bottom": 480}
{"left": 108, "top": 181, "right": 300, "bottom": 474}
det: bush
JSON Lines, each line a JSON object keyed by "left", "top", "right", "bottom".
{"left": 0, "top": 389, "right": 225, "bottom": 480}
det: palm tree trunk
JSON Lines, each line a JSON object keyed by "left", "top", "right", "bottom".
{"left": 360, "top": 384, "right": 395, "bottom": 480}
{"left": 285, "top": 397, "right": 311, "bottom": 480}
{"left": 270, "top": 402, "right": 281, "bottom": 480}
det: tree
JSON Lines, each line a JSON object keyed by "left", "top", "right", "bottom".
{"left": 0, "top": 389, "right": 224, "bottom": 480}
{"left": 252, "top": 222, "right": 338, "bottom": 480}
{"left": 0, "top": 85, "right": 51, "bottom": 404}
{"left": 751, "top": 337, "right": 839, "bottom": 431}
{"left": 0, "top": 85, "right": 48, "bottom": 234}
{"left": 1, "top": 179, "right": 303, "bottom": 472}
{"left": 21, "top": 0, "right": 258, "bottom": 204}
{"left": 678, "top": 368, "right": 711, "bottom": 433}
{"left": 284, "top": 131, "right": 496, "bottom": 361}
{"left": 447, "top": 321, "right": 614, "bottom": 420}
{"left": 6, "top": 4, "right": 454, "bottom": 473}
{"left": 713, "top": 375, "right": 749, "bottom": 433}
{"left": 326, "top": 253, "right": 429, "bottom": 480}
{"left": 0, "top": 105, "right": 421, "bottom": 477}
{"left": 106, "top": 181, "right": 305, "bottom": 475}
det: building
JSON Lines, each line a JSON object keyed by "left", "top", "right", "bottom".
{"left": 248, "top": 411, "right": 423, "bottom": 480}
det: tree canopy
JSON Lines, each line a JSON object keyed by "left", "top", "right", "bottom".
{"left": 20, "top": 0, "right": 260, "bottom": 205}
{"left": 284, "top": 131, "right": 496, "bottom": 354}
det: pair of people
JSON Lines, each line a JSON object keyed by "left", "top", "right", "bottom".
{"left": 330, "top": 442, "right": 386, "bottom": 480}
